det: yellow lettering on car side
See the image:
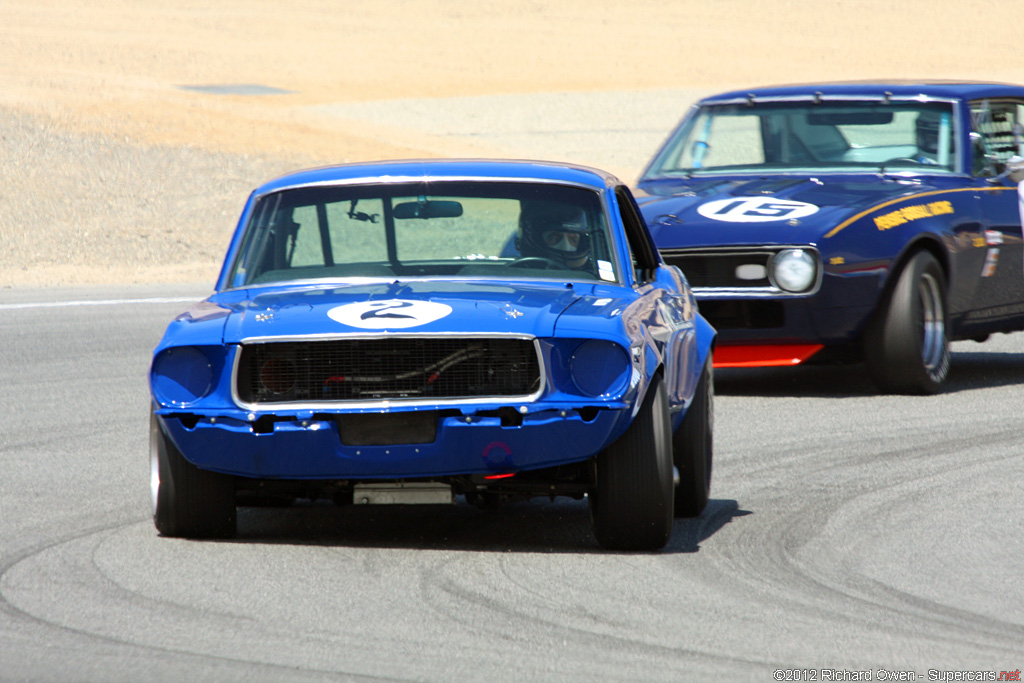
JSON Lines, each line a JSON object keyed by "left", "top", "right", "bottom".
{"left": 900, "top": 204, "right": 933, "bottom": 221}
{"left": 875, "top": 201, "right": 953, "bottom": 231}
{"left": 824, "top": 188, "right": 996, "bottom": 238}
{"left": 874, "top": 211, "right": 908, "bottom": 231}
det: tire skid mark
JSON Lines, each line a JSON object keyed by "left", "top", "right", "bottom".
{"left": 416, "top": 556, "right": 766, "bottom": 679}
{"left": 709, "top": 443, "right": 1024, "bottom": 662}
{"left": 0, "top": 522, "right": 404, "bottom": 681}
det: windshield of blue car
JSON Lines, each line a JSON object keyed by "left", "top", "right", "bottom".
{"left": 643, "top": 99, "right": 959, "bottom": 177}
{"left": 226, "top": 181, "right": 619, "bottom": 287}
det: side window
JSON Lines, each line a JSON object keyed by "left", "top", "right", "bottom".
{"left": 970, "top": 99, "right": 1024, "bottom": 177}
{"left": 615, "top": 186, "right": 659, "bottom": 284}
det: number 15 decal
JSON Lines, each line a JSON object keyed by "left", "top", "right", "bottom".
{"left": 697, "top": 197, "right": 820, "bottom": 223}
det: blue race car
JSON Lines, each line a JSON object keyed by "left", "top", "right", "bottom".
{"left": 150, "top": 160, "right": 715, "bottom": 550}
{"left": 636, "top": 81, "right": 1024, "bottom": 394}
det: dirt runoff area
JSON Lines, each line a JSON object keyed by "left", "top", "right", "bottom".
{"left": 1, "top": 0, "right": 1022, "bottom": 288}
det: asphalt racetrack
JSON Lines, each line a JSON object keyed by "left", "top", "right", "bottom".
{"left": 3, "top": 1, "right": 1024, "bottom": 678}
{"left": 2, "top": 286, "right": 1023, "bottom": 681}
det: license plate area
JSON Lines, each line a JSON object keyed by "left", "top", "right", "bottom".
{"left": 353, "top": 482, "right": 453, "bottom": 505}
{"left": 337, "top": 412, "right": 439, "bottom": 446}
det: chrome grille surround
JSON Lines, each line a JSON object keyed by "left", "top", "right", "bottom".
{"left": 660, "top": 245, "right": 822, "bottom": 297}
{"left": 232, "top": 333, "right": 545, "bottom": 411}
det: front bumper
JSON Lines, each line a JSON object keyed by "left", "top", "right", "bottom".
{"left": 697, "top": 293, "right": 875, "bottom": 367}
{"left": 157, "top": 405, "right": 631, "bottom": 480}
{"left": 664, "top": 245, "right": 886, "bottom": 363}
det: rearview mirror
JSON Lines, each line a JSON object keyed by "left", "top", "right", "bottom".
{"left": 393, "top": 199, "right": 464, "bottom": 219}
{"left": 807, "top": 111, "right": 894, "bottom": 126}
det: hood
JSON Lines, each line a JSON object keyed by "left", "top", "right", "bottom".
{"left": 221, "top": 280, "right": 585, "bottom": 343}
{"left": 636, "top": 175, "right": 944, "bottom": 248}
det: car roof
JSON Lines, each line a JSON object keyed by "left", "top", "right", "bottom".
{"left": 699, "top": 80, "right": 1024, "bottom": 104}
{"left": 254, "top": 159, "right": 620, "bottom": 196}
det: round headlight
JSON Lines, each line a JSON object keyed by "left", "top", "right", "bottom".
{"left": 260, "top": 357, "right": 297, "bottom": 395}
{"left": 570, "top": 340, "right": 630, "bottom": 398}
{"left": 151, "top": 347, "right": 213, "bottom": 407}
{"left": 772, "top": 249, "right": 817, "bottom": 293}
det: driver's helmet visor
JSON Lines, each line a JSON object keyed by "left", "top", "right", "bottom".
{"left": 541, "top": 229, "right": 582, "bottom": 252}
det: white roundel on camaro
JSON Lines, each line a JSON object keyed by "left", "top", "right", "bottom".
{"left": 328, "top": 300, "right": 453, "bottom": 329}
{"left": 697, "top": 197, "right": 820, "bottom": 222}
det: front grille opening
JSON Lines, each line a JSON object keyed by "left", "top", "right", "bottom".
{"left": 237, "top": 337, "right": 541, "bottom": 404}
{"left": 700, "top": 300, "right": 784, "bottom": 329}
{"left": 663, "top": 252, "right": 772, "bottom": 288}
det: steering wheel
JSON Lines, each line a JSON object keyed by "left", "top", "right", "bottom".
{"left": 509, "top": 256, "right": 564, "bottom": 270}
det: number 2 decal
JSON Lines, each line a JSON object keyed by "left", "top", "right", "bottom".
{"left": 697, "top": 197, "right": 820, "bottom": 223}
{"left": 328, "top": 299, "right": 453, "bottom": 329}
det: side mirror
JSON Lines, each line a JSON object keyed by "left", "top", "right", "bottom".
{"left": 1005, "top": 155, "right": 1024, "bottom": 184}
{"left": 969, "top": 131, "right": 994, "bottom": 177}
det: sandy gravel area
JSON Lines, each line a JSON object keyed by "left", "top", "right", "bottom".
{"left": 2, "top": 0, "right": 1023, "bottom": 288}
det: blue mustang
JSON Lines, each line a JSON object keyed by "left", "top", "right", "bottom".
{"left": 636, "top": 81, "right": 1024, "bottom": 394}
{"left": 150, "top": 159, "right": 715, "bottom": 550}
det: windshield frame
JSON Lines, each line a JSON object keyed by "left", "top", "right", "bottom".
{"left": 642, "top": 95, "right": 964, "bottom": 179}
{"left": 223, "top": 178, "right": 624, "bottom": 290}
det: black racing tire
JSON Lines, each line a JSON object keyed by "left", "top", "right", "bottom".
{"left": 672, "top": 356, "right": 713, "bottom": 517}
{"left": 589, "top": 373, "right": 674, "bottom": 551}
{"left": 151, "top": 411, "right": 237, "bottom": 538}
{"left": 863, "top": 250, "right": 950, "bottom": 394}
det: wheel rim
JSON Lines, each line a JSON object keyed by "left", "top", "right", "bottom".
{"left": 649, "top": 379, "right": 672, "bottom": 497}
{"left": 705, "top": 366, "right": 714, "bottom": 486}
{"left": 918, "top": 271, "right": 946, "bottom": 372}
{"left": 150, "top": 429, "right": 161, "bottom": 516}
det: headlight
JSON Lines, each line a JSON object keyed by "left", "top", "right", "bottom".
{"left": 570, "top": 340, "right": 630, "bottom": 398}
{"left": 771, "top": 249, "right": 817, "bottom": 293}
{"left": 151, "top": 346, "right": 213, "bottom": 407}
{"left": 259, "top": 357, "right": 297, "bottom": 395}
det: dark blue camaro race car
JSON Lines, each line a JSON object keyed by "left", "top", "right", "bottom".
{"left": 637, "top": 81, "right": 1024, "bottom": 394}
{"left": 150, "top": 160, "right": 715, "bottom": 550}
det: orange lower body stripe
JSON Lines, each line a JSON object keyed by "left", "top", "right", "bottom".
{"left": 713, "top": 344, "right": 825, "bottom": 368}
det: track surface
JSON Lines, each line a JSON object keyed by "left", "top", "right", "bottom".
{"left": 4, "top": 3, "right": 1024, "bottom": 677}
{"left": 2, "top": 287, "right": 1022, "bottom": 681}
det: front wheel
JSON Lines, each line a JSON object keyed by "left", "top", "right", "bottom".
{"left": 863, "top": 251, "right": 950, "bottom": 394}
{"left": 589, "top": 373, "right": 674, "bottom": 551}
{"left": 151, "top": 411, "right": 237, "bottom": 538}
{"left": 673, "top": 356, "right": 713, "bottom": 517}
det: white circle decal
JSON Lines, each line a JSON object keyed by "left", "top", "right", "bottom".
{"left": 328, "top": 299, "right": 453, "bottom": 329}
{"left": 697, "top": 197, "right": 819, "bottom": 223}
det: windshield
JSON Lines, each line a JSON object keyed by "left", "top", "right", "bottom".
{"left": 644, "top": 99, "right": 959, "bottom": 177}
{"left": 226, "top": 181, "right": 619, "bottom": 287}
